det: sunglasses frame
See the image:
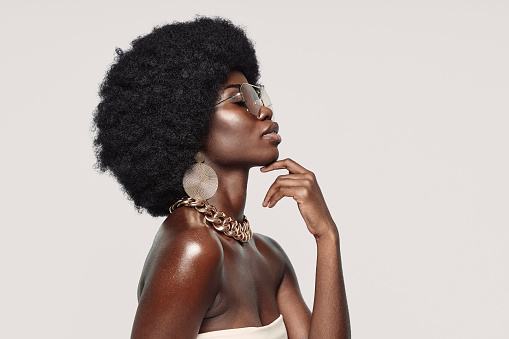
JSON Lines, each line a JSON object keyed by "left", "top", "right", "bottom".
{"left": 216, "top": 83, "right": 272, "bottom": 117}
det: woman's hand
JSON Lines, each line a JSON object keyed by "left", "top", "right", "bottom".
{"left": 261, "top": 158, "right": 338, "bottom": 239}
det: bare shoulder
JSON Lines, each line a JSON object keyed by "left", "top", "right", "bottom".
{"left": 252, "top": 233, "right": 291, "bottom": 266}
{"left": 138, "top": 207, "right": 224, "bottom": 300}
{"left": 132, "top": 207, "right": 226, "bottom": 338}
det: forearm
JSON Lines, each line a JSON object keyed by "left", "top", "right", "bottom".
{"left": 309, "top": 224, "right": 350, "bottom": 339}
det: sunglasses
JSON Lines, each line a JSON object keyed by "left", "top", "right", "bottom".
{"left": 216, "top": 83, "right": 273, "bottom": 119}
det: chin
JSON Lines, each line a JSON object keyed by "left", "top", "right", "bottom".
{"left": 261, "top": 149, "right": 279, "bottom": 167}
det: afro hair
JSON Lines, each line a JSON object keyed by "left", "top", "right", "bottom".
{"left": 93, "top": 17, "right": 259, "bottom": 217}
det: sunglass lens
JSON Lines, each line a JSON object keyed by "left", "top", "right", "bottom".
{"left": 241, "top": 84, "right": 262, "bottom": 116}
{"left": 259, "top": 88, "right": 274, "bottom": 121}
{"left": 260, "top": 88, "right": 272, "bottom": 110}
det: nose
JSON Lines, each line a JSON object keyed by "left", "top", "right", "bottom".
{"left": 258, "top": 105, "right": 275, "bottom": 121}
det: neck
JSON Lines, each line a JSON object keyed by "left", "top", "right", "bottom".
{"left": 207, "top": 166, "right": 249, "bottom": 222}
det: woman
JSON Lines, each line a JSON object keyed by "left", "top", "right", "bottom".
{"left": 93, "top": 17, "right": 350, "bottom": 339}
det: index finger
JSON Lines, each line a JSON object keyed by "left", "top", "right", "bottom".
{"left": 260, "top": 158, "right": 308, "bottom": 174}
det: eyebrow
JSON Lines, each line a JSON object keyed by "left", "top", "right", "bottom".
{"left": 224, "top": 84, "right": 242, "bottom": 89}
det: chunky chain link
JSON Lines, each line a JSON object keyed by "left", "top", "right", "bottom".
{"left": 169, "top": 197, "right": 252, "bottom": 243}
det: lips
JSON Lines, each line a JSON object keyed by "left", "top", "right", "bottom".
{"left": 261, "top": 122, "right": 281, "bottom": 143}
{"left": 262, "top": 122, "right": 279, "bottom": 136}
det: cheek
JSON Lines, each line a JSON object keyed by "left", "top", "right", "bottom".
{"left": 217, "top": 112, "right": 247, "bottom": 136}
{"left": 203, "top": 112, "right": 256, "bottom": 163}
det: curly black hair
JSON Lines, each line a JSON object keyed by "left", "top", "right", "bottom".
{"left": 93, "top": 17, "right": 259, "bottom": 217}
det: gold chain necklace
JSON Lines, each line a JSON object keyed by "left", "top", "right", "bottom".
{"left": 169, "top": 197, "right": 252, "bottom": 243}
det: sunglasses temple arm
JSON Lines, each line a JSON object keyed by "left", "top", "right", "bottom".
{"left": 216, "top": 93, "right": 241, "bottom": 106}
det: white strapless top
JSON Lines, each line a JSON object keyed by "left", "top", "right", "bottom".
{"left": 196, "top": 315, "right": 288, "bottom": 339}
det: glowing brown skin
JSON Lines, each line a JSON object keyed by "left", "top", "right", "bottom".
{"left": 130, "top": 71, "right": 350, "bottom": 339}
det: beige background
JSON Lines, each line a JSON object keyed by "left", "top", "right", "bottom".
{"left": 1, "top": 0, "right": 508, "bottom": 338}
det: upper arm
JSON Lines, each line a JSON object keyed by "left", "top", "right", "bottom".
{"left": 265, "top": 237, "right": 312, "bottom": 339}
{"left": 131, "top": 226, "right": 223, "bottom": 339}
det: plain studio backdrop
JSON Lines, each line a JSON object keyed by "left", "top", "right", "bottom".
{"left": 1, "top": 0, "right": 508, "bottom": 338}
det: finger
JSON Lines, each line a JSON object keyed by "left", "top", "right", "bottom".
{"left": 262, "top": 177, "right": 309, "bottom": 207}
{"left": 261, "top": 158, "right": 306, "bottom": 173}
{"left": 262, "top": 172, "right": 316, "bottom": 206}
{"left": 267, "top": 186, "right": 308, "bottom": 208}
{"left": 260, "top": 158, "right": 308, "bottom": 174}
{"left": 268, "top": 173, "right": 309, "bottom": 181}
{"left": 262, "top": 175, "right": 309, "bottom": 204}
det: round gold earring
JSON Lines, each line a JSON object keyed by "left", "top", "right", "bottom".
{"left": 182, "top": 152, "right": 218, "bottom": 201}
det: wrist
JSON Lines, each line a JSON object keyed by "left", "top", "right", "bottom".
{"left": 314, "top": 222, "right": 340, "bottom": 244}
